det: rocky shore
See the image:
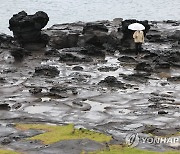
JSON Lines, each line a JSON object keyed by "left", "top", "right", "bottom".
{"left": 0, "top": 17, "right": 180, "bottom": 154}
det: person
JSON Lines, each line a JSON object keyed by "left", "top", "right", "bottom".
{"left": 133, "top": 30, "right": 144, "bottom": 55}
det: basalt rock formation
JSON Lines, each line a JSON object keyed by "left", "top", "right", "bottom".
{"left": 9, "top": 11, "right": 49, "bottom": 48}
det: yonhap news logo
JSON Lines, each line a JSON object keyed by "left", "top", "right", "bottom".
{"left": 125, "top": 133, "right": 180, "bottom": 148}
{"left": 125, "top": 133, "right": 140, "bottom": 147}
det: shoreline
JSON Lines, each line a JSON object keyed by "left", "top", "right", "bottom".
{"left": 0, "top": 18, "right": 180, "bottom": 153}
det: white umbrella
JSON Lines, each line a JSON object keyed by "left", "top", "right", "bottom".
{"left": 128, "top": 23, "right": 145, "bottom": 30}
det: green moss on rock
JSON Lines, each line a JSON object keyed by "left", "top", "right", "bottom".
{"left": 16, "top": 123, "right": 112, "bottom": 144}
{"left": 0, "top": 149, "right": 20, "bottom": 154}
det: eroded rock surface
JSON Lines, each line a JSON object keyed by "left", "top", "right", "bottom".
{"left": 9, "top": 11, "right": 49, "bottom": 47}
{"left": 0, "top": 18, "right": 180, "bottom": 153}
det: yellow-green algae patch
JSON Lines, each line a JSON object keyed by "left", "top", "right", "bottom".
{"left": 16, "top": 123, "right": 112, "bottom": 144}
{"left": 88, "top": 145, "right": 180, "bottom": 154}
{"left": 0, "top": 149, "right": 20, "bottom": 154}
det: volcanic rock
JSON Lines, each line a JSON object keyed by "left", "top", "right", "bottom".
{"left": 0, "top": 104, "right": 11, "bottom": 110}
{"left": 34, "top": 65, "right": 59, "bottom": 77}
{"left": 9, "top": 11, "right": 49, "bottom": 47}
{"left": 59, "top": 53, "right": 93, "bottom": 62}
{"left": 135, "top": 62, "right": 153, "bottom": 72}
{"left": 98, "top": 76, "right": 132, "bottom": 89}
{"left": 118, "top": 56, "right": 137, "bottom": 63}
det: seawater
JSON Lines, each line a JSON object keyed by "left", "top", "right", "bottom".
{"left": 1, "top": 0, "right": 180, "bottom": 34}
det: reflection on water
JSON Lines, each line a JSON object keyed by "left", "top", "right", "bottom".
{"left": 1, "top": 0, "right": 180, "bottom": 34}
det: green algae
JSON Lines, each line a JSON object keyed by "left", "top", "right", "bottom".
{"left": 88, "top": 145, "right": 180, "bottom": 154}
{"left": 16, "top": 123, "right": 112, "bottom": 144}
{"left": 0, "top": 149, "right": 20, "bottom": 154}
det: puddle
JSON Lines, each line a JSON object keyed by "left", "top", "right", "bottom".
{"left": 84, "top": 100, "right": 111, "bottom": 112}
{"left": 83, "top": 111, "right": 109, "bottom": 123}
{"left": 41, "top": 97, "right": 51, "bottom": 102}
{"left": 105, "top": 108, "right": 131, "bottom": 116}
{"left": 155, "top": 117, "right": 176, "bottom": 122}
{"left": 24, "top": 105, "right": 55, "bottom": 114}
{"left": 123, "top": 123, "right": 143, "bottom": 130}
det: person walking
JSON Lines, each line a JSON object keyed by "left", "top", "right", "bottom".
{"left": 133, "top": 30, "right": 144, "bottom": 55}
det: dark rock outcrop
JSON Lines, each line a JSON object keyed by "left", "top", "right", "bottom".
{"left": 10, "top": 47, "right": 31, "bottom": 61}
{"left": 72, "top": 66, "right": 84, "bottom": 71}
{"left": 154, "top": 62, "right": 170, "bottom": 69}
{"left": 69, "top": 72, "right": 91, "bottom": 83}
{"left": 0, "top": 104, "right": 11, "bottom": 110}
{"left": 59, "top": 53, "right": 93, "bottom": 62}
{"left": 167, "top": 76, "right": 180, "bottom": 82}
{"left": 44, "top": 48, "right": 60, "bottom": 56}
{"left": 46, "top": 22, "right": 85, "bottom": 49}
{"left": 59, "top": 46, "right": 105, "bottom": 57}
{"left": 82, "top": 22, "right": 108, "bottom": 34}
{"left": 122, "top": 73, "right": 150, "bottom": 83}
{"left": 167, "top": 30, "right": 180, "bottom": 41}
{"left": 0, "top": 33, "right": 14, "bottom": 48}
{"left": 158, "top": 110, "right": 168, "bottom": 114}
{"left": 9, "top": 11, "right": 49, "bottom": 47}
{"left": 78, "top": 22, "right": 109, "bottom": 48}
{"left": 29, "top": 87, "right": 42, "bottom": 94}
{"left": 50, "top": 86, "right": 77, "bottom": 95}
{"left": 135, "top": 62, "right": 153, "bottom": 72}
{"left": 79, "top": 21, "right": 123, "bottom": 51}
{"left": 118, "top": 56, "right": 137, "bottom": 63}
{"left": 48, "top": 31, "right": 79, "bottom": 49}
{"left": 80, "top": 45, "right": 105, "bottom": 57}
{"left": 12, "top": 103, "right": 22, "bottom": 110}
{"left": 98, "top": 76, "right": 132, "bottom": 89}
{"left": 34, "top": 65, "right": 59, "bottom": 77}
{"left": 0, "top": 77, "right": 6, "bottom": 83}
{"left": 98, "top": 66, "right": 118, "bottom": 72}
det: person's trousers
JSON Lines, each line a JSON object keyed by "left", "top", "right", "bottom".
{"left": 135, "top": 43, "right": 142, "bottom": 54}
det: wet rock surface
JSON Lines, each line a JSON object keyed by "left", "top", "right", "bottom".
{"left": 0, "top": 19, "right": 180, "bottom": 153}
{"left": 98, "top": 76, "right": 132, "bottom": 89}
{"left": 34, "top": 65, "right": 60, "bottom": 77}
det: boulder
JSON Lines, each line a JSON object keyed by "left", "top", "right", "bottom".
{"left": 78, "top": 22, "right": 110, "bottom": 49}
{"left": 48, "top": 31, "right": 79, "bottom": 49}
{"left": 9, "top": 11, "right": 49, "bottom": 47}
{"left": 168, "top": 30, "right": 180, "bottom": 41}
{"left": 135, "top": 62, "right": 153, "bottom": 72}
{"left": 47, "top": 22, "right": 85, "bottom": 49}
{"left": 10, "top": 47, "right": 31, "bottom": 61}
{"left": 34, "top": 65, "right": 59, "bottom": 77}
{"left": 0, "top": 104, "right": 11, "bottom": 110}
{"left": 72, "top": 66, "right": 84, "bottom": 71}
{"left": 118, "top": 56, "right": 137, "bottom": 63}
{"left": 98, "top": 76, "right": 132, "bottom": 89}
